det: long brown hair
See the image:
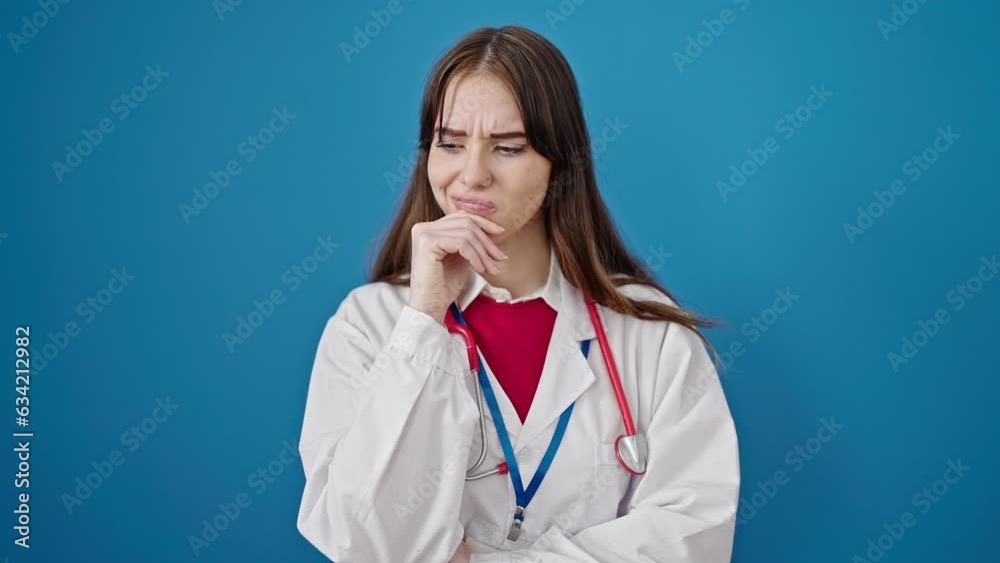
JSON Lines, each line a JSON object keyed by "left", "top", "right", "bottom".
{"left": 369, "top": 25, "right": 719, "bottom": 354}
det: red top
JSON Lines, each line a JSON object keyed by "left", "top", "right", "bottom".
{"left": 461, "top": 293, "right": 557, "bottom": 423}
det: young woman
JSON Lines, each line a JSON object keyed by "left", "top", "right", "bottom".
{"left": 296, "top": 26, "right": 739, "bottom": 562}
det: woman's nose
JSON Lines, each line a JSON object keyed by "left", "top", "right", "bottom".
{"left": 459, "top": 147, "right": 492, "bottom": 188}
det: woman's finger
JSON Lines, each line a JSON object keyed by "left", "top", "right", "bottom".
{"left": 433, "top": 228, "right": 499, "bottom": 274}
{"left": 437, "top": 215, "right": 508, "bottom": 261}
{"left": 441, "top": 210, "right": 507, "bottom": 236}
{"left": 452, "top": 236, "right": 493, "bottom": 275}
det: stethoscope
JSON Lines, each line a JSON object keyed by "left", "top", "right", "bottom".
{"left": 445, "top": 292, "right": 649, "bottom": 541}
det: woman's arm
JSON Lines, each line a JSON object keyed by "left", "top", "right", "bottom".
{"left": 470, "top": 320, "right": 741, "bottom": 563}
{"left": 296, "top": 292, "right": 479, "bottom": 562}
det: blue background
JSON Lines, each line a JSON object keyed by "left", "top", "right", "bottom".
{"left": 2, "top": 0, "right": 997, "bottom": 561}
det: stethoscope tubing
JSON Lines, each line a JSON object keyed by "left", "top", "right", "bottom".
{"left": 448, "top": 322, "right": 503, "bottom": 480}
{"left": 582, "top": 292, "right": 638, "bottom": 437}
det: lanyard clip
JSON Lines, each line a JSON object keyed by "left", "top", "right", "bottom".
{"left": 507, "top": 506, "right": 525, "bottom": 542}
{"left": 507, "top": 519, "right": 522, "bottom": 542}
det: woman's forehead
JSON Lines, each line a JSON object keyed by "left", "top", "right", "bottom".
{"left": 439, "top": 74, "right": 523, "bottom": 131}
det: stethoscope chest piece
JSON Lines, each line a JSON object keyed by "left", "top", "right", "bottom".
{"left": 615, "top": 433, "right": 648, "bottom": 475}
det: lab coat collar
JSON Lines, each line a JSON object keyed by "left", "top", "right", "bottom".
{"left": 455, "top": 246, "right": 562, "bottom": 312}
{"left": 461, "top": 247, "right": 601, "bottom": 455}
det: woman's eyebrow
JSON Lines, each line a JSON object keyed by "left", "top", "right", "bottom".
{"left": 435, "top": 127, "right": 526, "bottom": 139}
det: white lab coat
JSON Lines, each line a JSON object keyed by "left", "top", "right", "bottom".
{"left": 296, "top": 250, "right": 740, "bottom": 562}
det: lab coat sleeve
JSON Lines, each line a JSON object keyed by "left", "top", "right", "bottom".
{"left": 296, "top": 293, "right": 479, "bottom": 562}
{"left": 470, "top": 320, "right": 741, "bottom": 563}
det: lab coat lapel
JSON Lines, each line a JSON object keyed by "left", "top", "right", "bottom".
{"left": 513, "top": 278, "right": 598, "bottom": 454}
{"left": 477, "top": 352, "right": 523, "bottom": 439}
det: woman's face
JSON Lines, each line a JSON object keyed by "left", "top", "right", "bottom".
{"left": 427, "top": 73, "right": 552, "bottom": 234}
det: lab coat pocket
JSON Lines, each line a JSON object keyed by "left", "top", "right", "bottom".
{"left": 585, "top": 443, "right": 631, "bottom": 525}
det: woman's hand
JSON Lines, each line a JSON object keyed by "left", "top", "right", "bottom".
{"left": 408, "top": 210, "right": 508, "bottom": 324}
{"left": 448, "top": 540, "right": 471, "bottom": 563}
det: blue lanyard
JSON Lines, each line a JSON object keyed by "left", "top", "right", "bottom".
{"left": 450, "top": 303, "right": 590, "bottom": 540}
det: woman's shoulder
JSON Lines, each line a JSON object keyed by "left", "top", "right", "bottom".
{"left": 610, "top": 274, "right": 679, "bottom": 308}
{"left": 607, "top": 277, "right": 709, "bottom": 351}
{"left": 304, "top": 279, "right": 415, "bottom": 355}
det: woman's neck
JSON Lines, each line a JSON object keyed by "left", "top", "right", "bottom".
{"left": 482, "top": 217, "right": 549, "bottom": 300}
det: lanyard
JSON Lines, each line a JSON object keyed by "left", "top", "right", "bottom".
{"left": 449, "top": 303, "right": 590, "bottom": 541}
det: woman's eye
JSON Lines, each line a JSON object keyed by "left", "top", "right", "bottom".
{"left": 435, "top": 143, "right": 524, "bottom": 156}
{"left": 498, "top": 145, "right": 525, "bottom": 156}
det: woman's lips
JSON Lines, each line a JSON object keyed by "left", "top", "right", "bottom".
{"left": 451, "top": 196, "right": 497, "bottom": 216}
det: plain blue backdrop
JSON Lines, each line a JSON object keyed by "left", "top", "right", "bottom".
{"left": 2, "top": 0, "right": 997, "bottom": 561}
